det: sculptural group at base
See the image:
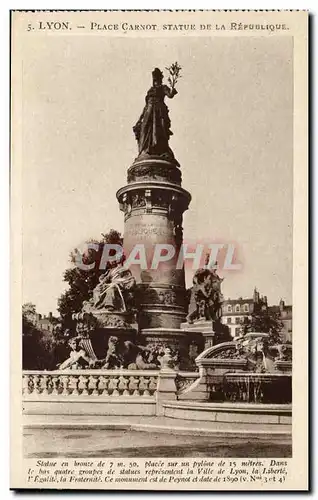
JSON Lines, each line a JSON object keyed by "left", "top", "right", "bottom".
{"left": 58, "top": 333, "right": 180, "bottom": 372}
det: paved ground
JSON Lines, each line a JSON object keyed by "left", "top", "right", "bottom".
{"left": 23, "top": 416, "right": 291, "bottom": 458}
{"left": 23, "top": 414, "right": 292, "bottom": 434}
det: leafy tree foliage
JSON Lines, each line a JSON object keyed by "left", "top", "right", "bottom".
{"left": 241, "top": 308, "right": 284, "bottom": 345}
{"left": 57, "top": 229, "right": 122, "bottom": 331}
{"left": 22, "top": 303, "right": 55, "bottom": 369}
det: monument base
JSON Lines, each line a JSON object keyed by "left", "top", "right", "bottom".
{"left": 91, "top": 310, "right": 136, "bottom": 329}
{"left": 88, "top": 310, "right": 138, "bottom": 359}
{"left": 88, "top": 327, "right": 138, "bottom": 361}
{"left": 140, "top": 327, "right": 203, "bottom": 371}
{"left": 72, "top": 309, "right": 138, "bottom": 360}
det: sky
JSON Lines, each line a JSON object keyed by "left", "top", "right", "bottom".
{"left": 21, "top": 35, "right": 293, "bottom": 314}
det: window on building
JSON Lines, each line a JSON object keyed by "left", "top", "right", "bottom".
{"left": 227, "top": 318, "right": 231, "bottom": 324}
{"left": 227, "top": 305, "right": 232, "bottom": 313}
{"left": 244, "top": 304, "right": 249, "bottom": 313}
{"left": 235, "top": 327, "right": 241, "bottom": 337}
{"left": 235, "top": 304, "right": 240, "bottom": 313}
{"left": 235, "top": 317, "right": 241, "bottom": 324}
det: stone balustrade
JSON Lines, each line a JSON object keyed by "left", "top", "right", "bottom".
{"left": 22, "top": 370, "right": 160, "bottom": 398}
{"left": 175, "top": 372, "right": 199, "bottom": 394}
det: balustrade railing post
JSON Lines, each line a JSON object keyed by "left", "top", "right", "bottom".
{"left": 78, "top": 375, "right": 89, "bottom": 395}
{"left": 60, "top": 375, "right": 70, "bottom": 396}
{"left": 69, "top": 375, "right": 80, "bottom": 395}
{"left": 98, "top": 375, "right": 108, "bottom": 395}
{"left": 22, "top": 374, "right": 30, "bottom": 396}
{"left": 156, "top": 366, "right": 177, "bottom": 416}
{"left": 88, "top": 375, "right": 99, "bottom": 396}
{"left": 118, "top": 375, "right": 129, "bottom": 396}
{"left": 51, "top": 376, "right": 60, "bottom": 396}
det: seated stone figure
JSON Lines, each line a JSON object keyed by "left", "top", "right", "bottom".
{"left": 102, "top": 336, "right": 122, "bottom": 369}
{"left": 102, "top": 336, "right": 160, "bottom": 370}
{"left": 127, "top": 347, "right": 160, "bottom": 370}
{"left": 84, "top": 259, "right": 136, "bottom": 313}
{"left": 187, "top": 265, "right": 223, "bottom": 324}
{"left": 58, "top": 337, "right": 96, "bottom": 370}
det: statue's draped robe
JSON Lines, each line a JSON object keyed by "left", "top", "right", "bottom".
{"left": 187, "top": 268, "right": 223, "bottom": 323}
{"left": 133, "top": 84, "right": 177, "bottom": 157}
{"left": 93, "top": 265, "right": 135, "bottom": 311}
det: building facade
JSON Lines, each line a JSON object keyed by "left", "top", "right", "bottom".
{"left": 35, "top": 312, "right": 55, "bottom": 333}
{"left": 221, "top": 289, "right": 292, "bottom": 341}
{"left": 221, "top": 288, "right": 268, "bottom": 338}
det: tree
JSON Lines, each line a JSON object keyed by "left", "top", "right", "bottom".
{"left": 22, "top": 302, "right": 37, "bottom": 324}
{"left": 22, "top": 303, "right": 70, "bottom": 369}
{"left": 241, "top": 308, "right": 284, "bottom": 345}
{"left": 57, "top": 229, "right": 122, "bottom": 331}
{"left": 22, "top": 303, "right": 54, "bottom": 369}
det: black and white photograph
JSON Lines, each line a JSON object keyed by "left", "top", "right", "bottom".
{"left": 10, "top": 10, "right": 308, "bottom": 491}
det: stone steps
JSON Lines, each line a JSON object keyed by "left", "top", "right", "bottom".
{"left": 23, "top": 413, "right": 291, "bottom": 440}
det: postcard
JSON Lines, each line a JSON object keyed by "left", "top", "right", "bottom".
{"left": 11, "top": 10, "right": 308, "bottom": 490}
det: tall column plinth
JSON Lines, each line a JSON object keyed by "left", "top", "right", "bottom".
{"left": 117, "top": 157, "right": 191, "bottom": 330}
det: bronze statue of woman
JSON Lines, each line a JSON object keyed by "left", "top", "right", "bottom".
{"left": 133, "top": 67, "right": 178, "bottom": 161}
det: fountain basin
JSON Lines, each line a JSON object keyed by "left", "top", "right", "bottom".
{"left": 162, "top": 400, "right": 292, "bottom": 426}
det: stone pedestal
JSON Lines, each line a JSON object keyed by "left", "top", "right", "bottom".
{"left": 156, "top": 367, "right": 178, "bottom": 415}
{"left": 181, "top": 319, "right": 215, "bottom": 351}
{"left": 117, "top": 157, "right": 191, "bottom": 331}
{"left": 88, "top": 328, "right": 137, "bottom": 361}
{"left": 140, "top": 327, "right": 204, "bottom": 371}
{"left": 92, "top": 310, "right": 137, "bottom": 329}
{"left": 116, "top": 154, "right": 207, "bottom": 369}
{"left": 78, "top": 310, "right": 138, "bottom": 360}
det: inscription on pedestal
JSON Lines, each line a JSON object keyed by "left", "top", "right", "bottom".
{"left": 126, "top": 223, "right": 172, "bottom": 238}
